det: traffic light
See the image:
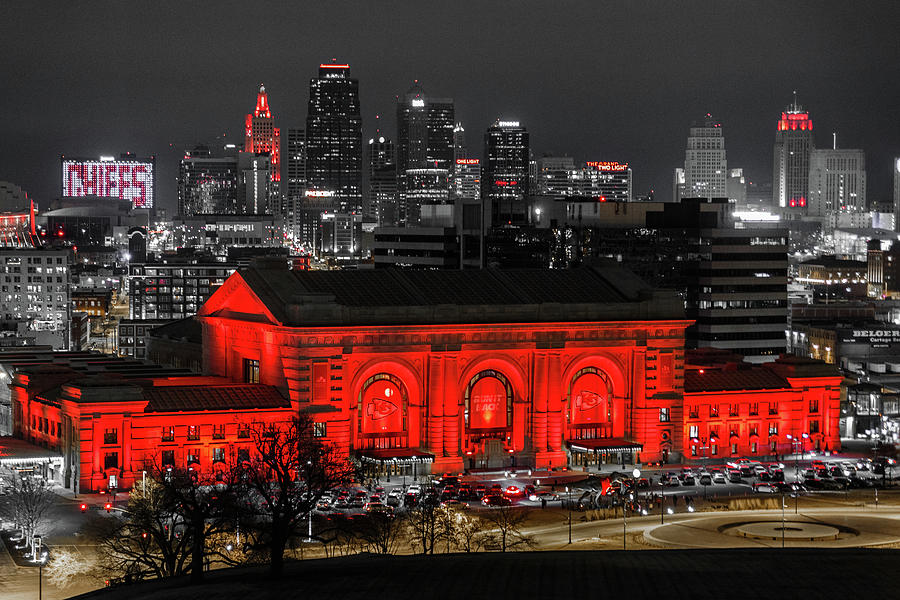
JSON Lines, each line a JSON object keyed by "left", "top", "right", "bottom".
{"left": 105, "top": 503, "right": 112, "bottom": 512}
{"left": 80, "top": 503, "right": 87, "bottom": 513}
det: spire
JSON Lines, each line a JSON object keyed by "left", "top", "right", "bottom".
{"left": 254, "top": 83, "right": 271, "bottom": 118}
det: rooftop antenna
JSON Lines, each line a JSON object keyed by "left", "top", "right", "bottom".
{"left": 833, "top": 132, "right": 837, "bottom": 150}
{"left": 792, "top": 90, "right": 798, "bottom": 111}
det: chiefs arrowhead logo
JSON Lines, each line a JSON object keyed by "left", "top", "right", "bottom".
{"left": 366, "top": 397, "right": 398, "bottom": 421}
{"left": 576, "top": 390, "right": 604, "bottom": 412}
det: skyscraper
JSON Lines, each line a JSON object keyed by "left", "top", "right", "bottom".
{"left": 895, "top": 158, "right": 900, "bottom": 232}
{"left": 177, "top": 145, "right": 239, "bottom": 215}
{"left": 305, "top": 62, "right": 363, "bottom": 215}
{"left": 773, "top": 93, "right": 815, "bottom": 215}
{"left": 453, "top": 123, "right": 466, "bottom": 162}
{"left": 808, "top": 147, "right": 866, "bottom": 218}
{"left": 483, "top": 119, "right": 529, "bottom": 226}
{"left": 683, "top": 114, "right": 727, "bottom": 199}
{"left": 396, "top": 83, "right": 454, "bottom": 225}
{"left": 365, "top": 134, "right": 397, "bottom": 226}
{"left": 244, "top": 84, "right": 281, "bottom": 195}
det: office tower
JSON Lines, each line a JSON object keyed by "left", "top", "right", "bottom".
{"left": 536, "top": 156, "right": 576, "bottom": 195}
{"left": 673, "top": 168, "right": 685, "bottom": 202}
{"left": 237, "top": 152, "right": 273, "bottom": 214}
{"left": 483, "top": 119, "right": 529, "bottom": 226}
{"left": 305, "top": 62, "right": 363, "bottom": 215}
{"left": 453, "top": 123, "right": 466, "bottom": 162}
{"left": 683, "top": 114, "right": 727, "bottom": 199}
{"left": 177, "top": 145, "right": 239, "bottom": 216}
{"left": 245, "top": 84, "right": 281, "bottom": 186}
{"left": 579, "top": 162, "right": 633, "bottom": 202}
{"left": 808, "top": 147, "right": 866, "bottom": 218}
{"left": 727, "top": 168, "right": 747, "bottom": 205}
{"left": 0, "top": 247, "right": 71, "bottom": 349}
{"left": 396, "top": 83, "right": 455, "bottom": 225}
{"left": 365, "top": 134, "right": 398, "bottom": 225}
{"left": 282, "top": 128, "right": 306, "bottom": 242}
{"left": 773, "top": 93, "right": 815, "bottom": 215}
{"left": 406, "top": 169, "right": 450, "bottom": 226}
{"left": 895, "top": 158, "right": 900, "bottom": 232}
{"left": 452, "top": 158, "right": 481, "bottom": 201}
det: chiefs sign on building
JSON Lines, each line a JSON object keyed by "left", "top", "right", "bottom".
{"left": 197, "top": 261, "right": 694, "bottom": 474}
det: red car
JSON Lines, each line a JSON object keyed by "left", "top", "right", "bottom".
{"left": 482, "top": 494, "right": 512, "bottom": 507}
{"left": 504, "top": 485, "right": 523, "bottom": 497}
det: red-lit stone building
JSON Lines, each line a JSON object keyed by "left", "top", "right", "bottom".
{"left": 196, "top": 263, "right": 692, "bottom": 475}
{"left": 6, "top": 263, "right": 844, "bottom": 492}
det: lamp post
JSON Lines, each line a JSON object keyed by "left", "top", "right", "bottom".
{"left": 306, "top": 460, "right": 313, "bottom": 543}
{"left": 624, "top": 467, "right": 640, "bottom": 550}
{"left": 565, "top": 486, "right": 572, "bottom": 544}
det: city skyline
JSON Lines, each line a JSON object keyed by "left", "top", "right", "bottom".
{"left": 2, "top": 1, "right": 899, "bottom": 214}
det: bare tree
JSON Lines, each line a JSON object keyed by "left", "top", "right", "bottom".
{"left": 241, "top": 415, "right": 354, "bottom": 576}
{"left": 0, "top": 475, "right": 55, "bottom": 554}
{"left": 443, "top": 509, "right": 491, "bottom": 553}
{"left": 355, "top": 513, "right": 405, "bottom": 554}
{"left": 479, "top": 505, "right": 535, "bottom": 552}
{"left": 43, "top": 547, "right": 95, "bottom": 590}
{"left": 405, "top": 501, "right": 441, "bottom": 554}
{"left": 144, "top": 457, "right": 242, "bottom": 584}
{"left": 91, "top": 478, "right": 193, "bottom": 581}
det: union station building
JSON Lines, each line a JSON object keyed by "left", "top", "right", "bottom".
{"left": 7, "top": 261, "right": 843, "bottom": 491}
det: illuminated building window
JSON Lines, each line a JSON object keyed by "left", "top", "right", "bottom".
{"left": 690, "top": 445, "right": 697, "bottom": 456}
{"left": 809, "top": 400, "right": 819, "bottom": 413}
{"left": 769, "top": 403, "right": 778, "bottom": 416}
{"left": 243, "top": 358, "right": 260, "bottom": 384}
{"left": 768, "top": 424, "right": 778, "bottom": 436}
{"left": 237, "top": 425, "right": 250, "bottom": 439}
{"left": 314, "top": 422, "right": 327, "bottom": 438}
{"left": 730, "top": 444, "right": 738, "bottom": 455}
{"left": 729, "top": 404, "right": 739, "bottom": 417}
{"left": 213, "top": 448, "right": 225, "bottom": 463}
{"left": 710, "top": 405, "right": 719, "bottom": 418}
{"left": 710, "top": 444, "right": 718, "bottom": 456}
{"left": 187, "top": 425, "right": 199, "bottom": 441}
{"left": 104, "top": 452, "right": 118, "bottom": 470}
{"left": 809, "top": 420, "right": 819, "bottom": 434}
{"left": 162, "top": 426, "right": 175, "bottom": 442}
{"left": 187, "top": 452, "right": 200, "bottom": 466}
{"left": 751, "top": 442, "right": 758, "bottom": 454}
{"left": 770, "top": 441, "right": 777, "bottom": 453}
{"left": 161, "top": 450, "right": 175, "bottom": 466}
{"left": 212, "top": 424, "right": 225, "bottom": 440}
{"left": 658, "top": 408, "right": 670, "bottom": 423}
{"left": 689, "top": 425, "right": 699, "bottom": 438}
{"left": 689, "top": 406, "right": 699, "bottom": 419}
{"left": 749, "top": 403, "right": 759, "bottom": 416}
{"left": 749, "top": 426, "right": 759, "bottom": 437}
{"left": 103, "top": 428, "right": 118, "bottom": 445}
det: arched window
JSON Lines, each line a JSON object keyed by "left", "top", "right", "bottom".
{"left": 568, "top": 367, "right": 613, "bottom": 427}
{"left": 464, "top": 370, "right": 513, "bottom": 431}
{"left": 357, "top": 374, "right": 408, "bottom": 442}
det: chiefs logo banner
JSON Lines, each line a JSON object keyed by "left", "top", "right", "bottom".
{"left": 361, "top": 380, "right": 404, "bottom": 434}
{"left": 571, "top": 372, "right": 609, "bottom": 424}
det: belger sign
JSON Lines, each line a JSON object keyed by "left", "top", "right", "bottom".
{"left": 846, "top": 329, "right": 900, "bottom": 344}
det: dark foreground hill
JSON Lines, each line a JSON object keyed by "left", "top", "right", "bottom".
{"left": 71, "top": 548, "right": 892, "bottom": 600}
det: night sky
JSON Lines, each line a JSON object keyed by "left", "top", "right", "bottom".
{"left": 2, "top": 1, "right": 899, "bottom": 214}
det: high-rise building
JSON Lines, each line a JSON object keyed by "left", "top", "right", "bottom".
{"left": 578, "top": 162, "right": 633, "bottom": 202}
{"left": 483, "top": 120, "right": 529, "bottom": 226}
{"left": 453, "top": 123, "right": 466, "bottom": 163}
{"left": 808, "top": 147, "right": 866, "bottom": 218}
{"left": 177, "top": 145, "right": 239, "bottom": 216}
{"left": 673, "top": 168, "right": 685, "bottom": 202}
{"left": 282, "top": 128, "right": 307, "bottom": 242}
{"left": 536, "top": 156, "right": 576, "bottom": 195}
{"left": 892, "top": 158, "right": 900, "bottom": 232}
{"left": 244, "top": 84, "right": 281, "bottom": 190}
{"left": 365, "top": 134, "right": 397, "bottom": 226}
{"left": 0, "top": 182, "right": 38, "bottom": 247}
{"left": 773, "top": 94, "right": 815, "bottom": 215}
{"left": 683, "top": 114, "right": 727, "bottom": 199}
{"left": 0, "top": 248, "right": 71, "bottom": 349}
{"left": 452, "top": 158, "right": 481, "bottom": 201}
{"left": 396, "top": 83, "right": 455, "bottom": 225}
{"left": 305, "top": 63, "right": 363, "bottom": 215}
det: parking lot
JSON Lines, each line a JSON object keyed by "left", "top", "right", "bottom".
{"left": 313, "top": 455, "right": 897, "bottom": 519}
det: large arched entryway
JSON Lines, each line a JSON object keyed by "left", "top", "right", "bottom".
{"left": 462, "top": 370, "right": 514, "bottom": 470}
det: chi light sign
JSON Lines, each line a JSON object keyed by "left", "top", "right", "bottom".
{"left": 63, "top": 159, "right": 154, "bottom": 209}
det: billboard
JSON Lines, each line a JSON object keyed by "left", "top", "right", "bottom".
{"left": 360, "top": 378, "right": 405, "bottom": 435}
{"left": 62, "top": 158, "right": 154, "bottom": 209}
{"left": 468, "top": 375, "right": 510, "bottom": 430}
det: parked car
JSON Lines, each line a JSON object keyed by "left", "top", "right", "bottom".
{"left": 752, "top": 482, "right": 778, "bottom": 493}
{"left": 482, "top": 494, "right": 511, "bottom": 507}
{"left": 728, "top": 469, "right": 743, "bottom": 483}
{"left": 682, "top": 474, "right": 696, "bottom": 486}
{"left": 698, "top": 473, "right": 712, "bottom": 486}
{"left": 529, "top": 490, "right": 561, "bottom": 502}
{"left": 712, "top": 472, "right": 727, "bottom": 484}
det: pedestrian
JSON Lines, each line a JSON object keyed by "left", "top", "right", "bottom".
{"left": 541, "top": 497, "right": 547, "bottom": 509}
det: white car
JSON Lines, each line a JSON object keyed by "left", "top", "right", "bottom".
{"left": 712, "top": 473, "right": 727, "bottom": 484}
{"left": 407, "top": 484, "right": 422, "bottom": 495}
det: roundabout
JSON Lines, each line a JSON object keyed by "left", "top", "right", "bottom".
{"left": 640, "top": 508, "right": 900, "bottom": 549}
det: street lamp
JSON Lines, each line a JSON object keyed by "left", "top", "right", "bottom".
{"left": 565, "top": 486, "right": 572, "bottom": 544}
{"left": 624, "top": 467, "right": 640, "bottom": 550}
{"left": 306, "top": 460, "right": 313, "bottom": 543}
